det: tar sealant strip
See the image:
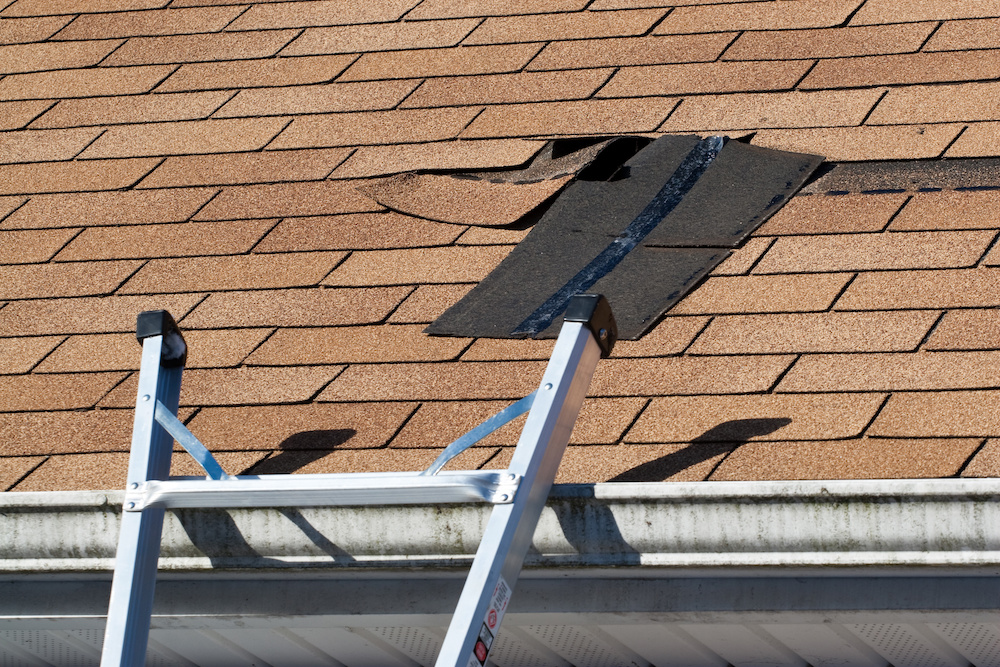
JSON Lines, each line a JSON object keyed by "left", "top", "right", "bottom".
{"left": 511, "top": 136, "right": 725, "bottom": 335}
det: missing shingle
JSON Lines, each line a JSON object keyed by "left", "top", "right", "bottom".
{"left": 427, "top": 135, "right": 823, "bottom": 340}
{"left": 355, "top": 137, "right": 650, "bottom": 227}
{"left": 802, "top": 157, "right": 1000, "bottom": 195}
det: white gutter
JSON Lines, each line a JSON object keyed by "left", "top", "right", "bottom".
{"left": 2, "top": 478, "right": 1000, "bottom": 575}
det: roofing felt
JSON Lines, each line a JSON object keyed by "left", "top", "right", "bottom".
{"left": 3, "top": 0, "right": 1000, "bottom": 491}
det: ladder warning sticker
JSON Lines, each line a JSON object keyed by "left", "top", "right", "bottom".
{"left": 468, "top": 576, "right": 511, "bottom": 667}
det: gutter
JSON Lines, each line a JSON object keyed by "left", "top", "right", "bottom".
{"left": 3, "top": 478, "right": 1000, "bottom": 575}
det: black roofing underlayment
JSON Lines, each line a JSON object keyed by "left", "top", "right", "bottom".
{"left": 801, "top": 157, "right": 1000, "bottom": 194}
{"left": 427, "top": 135, "right": 824, "bottom": 340}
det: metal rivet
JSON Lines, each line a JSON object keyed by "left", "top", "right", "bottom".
{"left": 126, "top": 502, "right": 135, "bottom": 509}
{"left": 543, "top": 383, "right": 553, "bottom": 390}
{"left": 499, "top": 494, "right": 510, "bottom": 502}
{"left": 129, "top": 482, "right": 138, "bottom": 490}
{"left": 141, "top": 394, "right": 150, "bottom": 402}
{"left": 506, "top": 473, "right": 516, "bottom": 482}
{"left": 599, "top": 328, "right": 608, "bottom": 340}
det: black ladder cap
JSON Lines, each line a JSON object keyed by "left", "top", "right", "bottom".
{"left": 564, "top": 294, "right": 617, "bottom": 358}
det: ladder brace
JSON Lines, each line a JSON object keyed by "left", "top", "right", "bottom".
{"left": 100, "top": 293, "right": 617, "bottom": 667}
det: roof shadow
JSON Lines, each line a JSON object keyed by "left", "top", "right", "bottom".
{"left": 247, "top": 428, "right": 357, "bottom": 474}
{"left": 608, "top": 418, "right": 791, "bottom": 482}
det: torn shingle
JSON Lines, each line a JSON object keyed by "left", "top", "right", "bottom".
{"left": 427, "top": 135, "right": 821, "bottom": 339}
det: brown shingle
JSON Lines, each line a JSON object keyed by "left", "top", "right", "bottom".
{"left": 267, "top": 107, "right": 479, "bottom": 149}
{"left": 119, "top": 252, "right": 345, "bottom": 294}
{"left": 924, "top": 18, "right": 1000, "bottom": 52}
{"left": 872, "top": 390, "right": 1000, "bottom": 437}
{"left": 456, "top": 226, "right": 531, "bottom": 245}
{"left": 406, "top": 0, "right": 588, "bottom": 20}
{"left": 193, "top": 181, "right": 381, "bottom": 220}
{"left": 0, "top": 335, "right": 62, "bottom": 373}
{"left": 670, "top": 273, "right": 852, "bottom": 314}
{"left": 837, "top": 268, "right": 1000, "bottom": 310}
{"left": 0, "top": 195, "right": 26, "bottom": 221}
{"left": 402, "top": 69, "right": 611, "bottom": 108}
{"left": 704, "top": 244, "right": 761, "bottom": 275}
{"left": 924, "top": 310, "right": 1000, "bottom": 351}
{"left": 753, "top": 231, "right": 995, "bottom": 274}
{"left": 102, "top": 30, "right": 299, "bottom": 67}
{"left": 751, "top": 124, "right": 963, "bottom": 162}
{"left": 528, "top": 33, "right": 734, "bottom": 70}
{"left": 586, "top": 355, "right": 795, "bottom": 396}
{"left": 246, "top": 325, "right": 469, "bottom": 365}
{"left": 612, "top": 317, "right": 710, "bottom": 357}
{"left": 0, "top": 294, "right": 204, "bottom": 336}
{"left": 945, "top": 122, "right": 1000, "bottom": 158}
{"left": 0, "top": 228, "right": 77, "bottom": 263}
{"left": 11, "top": 451, "right": 267, "bottom": 492}
{"left": 319, "top": 360, "right": 546, "bottom": 401}
{"left": 339, "top": 43, "right": 542, "bottom": 81}
{"left": 655, "top": 0, "right": 864, "bottom": 33}
{"left": 155, "top": 54, "right": 355, "bottom": 92}
{"left": 627, "top": 393, "right": 887, "bottom": 443}
{"left": 0, "top": 127, "right": 101, "bottom": 163}
{"left": 187, "top": 402, "right": 418, "bottom": 451}
{"left": 390, "top": 397, "right": 645, "bottom": 448}
{"left": 598, "top": 60, "right": 810, "bottom": 97}
{"left": 1, "top": 457, "right": 44, "bottom": 491}
{"left": 2, "top": 188, "right": 217, "bottom": 229}
{"left": 547, "top": 443, "right": 728, "bottom": 483}
{"left": 79, "top": 117, "right": 289, "bottom": 159}
{"left": 254, "top": 212, "right": 463, "bottom": 253}
{"left": 331, "top": 139, "right": 544, "bottom": 179}
{"left": 463, "top": 97, "right": 678, "bottom": 138}
{"left": 0, "top": 64, "right": 175, "bottom": 100}
{"left": 0, "top": 100, "right": 51, "bottom": 130}
{"left": 136, "top": 148, "right": 349, "bottom": 188}
{"left": 105, "top": 365, "right": 344, "bottom": 408}
{"left": 1, "top": 0, "right": 168, "bottom": 16}
{"left": 890, "top": 190, "right": 1000, "bottom": 231}
{"left": 459, "top": 337, "right": 556, "bottom": 361}
{"left": 464, "top": 8, "right": 665, "bottom": 45}
{"left": 387, "top": 284, "right": 471, "bottom": 323}
{"left": 802, "top": 50, "right": 1000, "bottom": 90}
{"left": 723, "top": 22, "right": 936, "bottom": 60}
{"left": 868, "top": 81, "right": 1000, "bottom": 125}
{"left": 0, "top": 14, "right": 70, "bottom": 43}
{"left": 216, "top": 80, "right": 418, "bottom": 117}
{"left": 0, "top": 158, "right": 160, "bottom": 195}
{"left": 0, "top": 409, "right": 138, "bottom": 454}
{"left": 34, "top": 328, "right": 271, "bottom": 372}
{"left": 281, "top": 18, "right": 479, "bottom": 55}
{"left": 287, "top": 446, "right": 494, "bottom": 475}
{"left": 51, "top": 5, "right": 245, "bottom": 40}
{"left": 226, "top": 0, "right": 420, "bottom": 31}
{"left": 0, "top": 260, "right": 141, "bottom": 299}
{"left": 709, "top": 438, "right": 981, "bottom": 481}
{"left": 29, "top": 91, "right": 232, "bottom": 129}
{"left": 0, "top": 372, "right": 126, "bottom": 411}
{"left": 778, "top": 351, "right": 1000, "bottom": 392}
{"left": 757, "top": 193, "right": 908, "bottom": 236}
{"left": 688, "top": 311, "right": 939, "bottom": 355}
{"left": 850, "top": 0, "right": 1000, "bottom": 24}
{"left": 962, "top": 439, "right": 1000, "bottom": 477}
{"left": 0, "top": 39, "right": 121, "bottom": 75}
{"left": 181, "top": 286, "right": 410, "bottom": 328}
{"left": 54, "top": 219, "right": 275, "bottom": 261}
{"left": 661, "top": 89, "right": 884, "bottom": 132}
{"left": 324, "top": 245, "right": 511, "bottom": 286}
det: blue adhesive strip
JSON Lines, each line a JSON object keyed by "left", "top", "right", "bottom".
{"left": 421, "top": 391, "right": 537, "bottom": 476}
{"left": 512, "top": 136, "right": 725, "bottom": 336}
{"left": 154, "top": 401, "right": 229, "bottom": 481}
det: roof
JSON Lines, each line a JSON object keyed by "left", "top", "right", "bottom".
{"left": 3, "top": 0, "right": 1000, "bottom": 491}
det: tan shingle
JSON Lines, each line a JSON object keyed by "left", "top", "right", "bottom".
{"left": 402, "top": 69, "right": 611, "bottom": 108}
{"left": 464, "top": 8, "right": 666, "bottom": 45}
{"left": 324, "top": 245, "right": 511, "bottom": 286}
{"left": 2, "top": 188, "right": 218, "bottom": 229}
{"left": 0, "top": 158, "right": 159, "bottom": 195}
{"left": 598, "top": 60, "right": 810, "bottom": 97}
{"left": 0, "top": 99, "right": 51, "bottom": 130}
{"left": 0, "top": 228, "right": 77, "bottom": 263}
{"left": 850, "top": 0, "right": 1000, "bottom": 24}
{"left": 340, "top": 43, "right": 543, "bottom": 81}
{"left": 193, "top": 181, "right": 380, "bottom": 220}
{"left": 527, "top": 33, "right": 734, "bottom": 70}
{"left": 246, "top": 325, "right": 470, "bottom": 365}
{"left": 751, "top": 124, "right": 963, "bottom": 162}
{"left": 1, "top": 0, "right": 167, "bottom": 16}
{"left": 837, "top": 268, "right": 1000, "bottom": 310}
{"left": 463, "top": 97, "right": 678, "bottom": 137}
{"left": 224, "top": 0, "right": 418, "bottom": 31}
{"left": 0, "top": 294, "right": 204, "bottom": 335}
{"left": 253, "top": 212, "right": 463, "bottom": 253}
{"left": 924, "top": 18, "right": 1000, "bottom": 51}
{"left": 0, "top": 38, "right": 121, "bottom": 74}
{"left": 267, "top": 107, "right": 479, "bottom": 149}
{"left": 215, "top": 80, "right": 418, "bottom": 117}
{"left": 889, "top": 190, "right": 1000, "bottom": 231}
{"left": 136, "top": 148, "right": 350, "bottom": 188}
{"left": 756, "top": 193, "right": 908, "bottom": 236}
{"left": 281, "top": 19, "right": 479, "bottom": 56}
{"left": 723, "top": 22, "right": 936, "bottom": 60}
{"left": 0, "top": 127, "right": 101, "bottom": 163}
{"left": 155, "top": 54, "right": 354, "bottom": 92}
{"left": 0, "top": 14, "right": 70, "bottom": 43}
{"left": 407, "top": 0, "right": 588, "bottom": 20}
{"left": 0, "top": 64, "right": 175, "bottom": 100}
{"left": 79, "top": 117, "right": 289, "bottom": 158}
{"left": 656, "top": 0, "right": 864, "bottom": 33}
{"left": 0, "top": 260, "right": 141, "bottom": 299}
{"left": 778, "top": 351, "right": 1000, "bottom": 392}
{"left": 670, "top": 273, "right": 852, "bottom": 315}
{"left": 868, "top": 81, "right": 1000, "bottom": 124}
{"left": 51, "top": 5, "right": 244, "bottom": 40}
{"left": 30, "top": 91, "right": 233, "bottom": 129}
{"left": 0, "top": 372, "right": 127, "bottom": 412}
{"left": 0, "top": 336, "right": 63, "bottom": 373}
{"left": 102, "top": 30, "right": 299, "bottom": 66}
{"left": 802, "top": 50, "right": 1000, "bottom": 89}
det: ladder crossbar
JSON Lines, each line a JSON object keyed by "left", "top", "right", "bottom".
{"left": 125, "top": 470, "right": 520, "bottom": 510}
{"left": 153, "top": 400, "right": 229, "bottom": 481}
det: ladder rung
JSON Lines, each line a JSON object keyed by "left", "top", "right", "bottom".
{"left": 124, "top": 471, "right": 520, "bottom": 511}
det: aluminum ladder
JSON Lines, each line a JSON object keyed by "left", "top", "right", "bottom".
{"left": 100, "top": 293, "right": 617, "bottom": 667}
